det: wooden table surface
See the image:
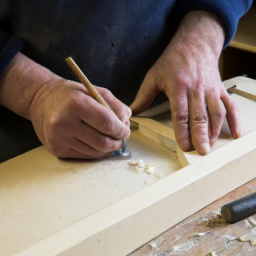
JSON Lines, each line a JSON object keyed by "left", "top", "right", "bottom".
{"left": 129, "top": 177, "right": 256, "bottom": 256}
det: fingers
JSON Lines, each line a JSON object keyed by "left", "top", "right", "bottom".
{"left": 53, "top": 146, "right": 107, "bottom": 160}
{"left": 74, "top": 121, "right": 123, "bottom": 152}
{"left": 221, "top": 91, "right": 241, "bottom": 138}
{"left": 96, "top": 87, "right": 132, "bottom": 126}
{"left": 45, "top": 122, "right": 123, "bottom": 159}
{"left": 206, "top": 90, "right": 226, "bottom": 146}
{"left": 169, "top": 94, "right": 193, "bottom": 152}
{"left": 129, "top": 72, "right": 159, "bottom": 114}
{"left": 189, "top": 89, "right": 211, "bottom": 155}
{"left": 77, "top": 94, "right": 130, "bottom": 141}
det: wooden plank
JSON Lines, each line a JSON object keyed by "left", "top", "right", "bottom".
{"left": 0, "top": 131, "right": 180, "bottom": 256}
{"left": 14, "top": 129, "right": 256, "bottom": 256}
{"left": 131, "top": 177, "right": 256, "bottom": 256}
{"left": 3, "top": 76, "right": 256, "bottom": 256}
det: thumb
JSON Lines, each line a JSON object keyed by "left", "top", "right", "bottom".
{"left": 130, "top": 74, "right": 159, "bottom": 115}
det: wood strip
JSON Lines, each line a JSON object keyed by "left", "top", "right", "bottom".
{"left": 130, "top": 117, "right": 175, "bottom": 141}
{"left": 228, "top": 86, "right": 256, "bottom": 102}
{"left": 130, "top": 116, "right": 176, "bottom": 152}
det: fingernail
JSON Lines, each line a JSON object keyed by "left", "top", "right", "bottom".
{"left": 124, "top": 124, "right": 131, "bottom": 137}
{"left": 234, "top": 131, "right": 242, "bottom": 138}
{"left": 122, "top": 116, "right": 128, "bottom": 123}
{"left": 121, "top": 116, "right": 130, "bottom": 128}
{"left": 198, "top": 142, "right": 211, "bottom": 155}
{"left": 210, "top": 137, "right": 217, "bottom": 147}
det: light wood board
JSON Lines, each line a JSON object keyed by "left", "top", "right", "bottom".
{"left": 10, "top": 129, "right": 256, "bottom": 256}
{"left": 2, "top": 77, "right": 256, "bottom": 256}
{"left": 0, "top": 131, "right": 180, "bottom": 256}
{"left": 130, "top": 116, "right": 176, "bottom": 151}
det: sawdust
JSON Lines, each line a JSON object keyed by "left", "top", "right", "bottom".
{"left": 200, "top": 208, "right": 226, "bottom": 226}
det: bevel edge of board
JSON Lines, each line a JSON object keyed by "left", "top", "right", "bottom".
{"left": 15, "top": 128, "right": 256, "bottom": 256}
{"left": 130, "top": 116, "right": 176, "bottom": 152}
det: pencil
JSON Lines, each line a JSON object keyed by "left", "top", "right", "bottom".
{"left": 65, "top": 57, "right": 110, "bottom": 109}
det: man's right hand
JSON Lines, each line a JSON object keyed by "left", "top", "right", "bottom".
{"left": 29, "top": 79, "right": 131, "bottom": 159}
{"left": 0, "top": 53, "right": 131, "bottom": 159}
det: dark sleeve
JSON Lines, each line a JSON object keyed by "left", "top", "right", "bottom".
{"left": 175, "top": 0, "right": 253, "bottom": 48}
{"left": 0, "top": 31, "right": 24, "bottom": 76}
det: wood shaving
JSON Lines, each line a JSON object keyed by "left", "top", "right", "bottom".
{"left": 129, "top": 159, "right": 144, "bottom": 167}
{"left": 128, "top": 160, "right": 155, "bottom": 175}
{"left": 129, "top": 166, "right": 144, "bottom": 174}
{"left": 144, "top": 164, "right": 155, "bottom": 175}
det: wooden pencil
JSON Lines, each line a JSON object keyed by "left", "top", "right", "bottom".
{"left": 65, "top": 57, "right": 110, "bottom": 109}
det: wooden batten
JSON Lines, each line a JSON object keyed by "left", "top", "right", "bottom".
{"left": 130, "top": 116, "right": 176, "bottom": 152}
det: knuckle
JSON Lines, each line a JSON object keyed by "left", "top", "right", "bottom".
{"left": 173, "top": 112, "right": 189, "bottom": 124}
{"left": 47, "top": 143, "right": 62, "bottom": 157}
{"left": 67, "top": 92, "right": 78, "bottom": 107}
{"left": 48, "top": 114, "right": 63, "bottom": 129}
{"left": 119, "top": 108, "right": 132, "bottom": 124}
{"left": 123, "top": 126, "right": 131, "bottom": 139}
{"left": 229, "top": 100, "right": 239, "bottom": 112}
{"left": 126, "top": 107, "right": 132, "bottom": 118}
{"left": 99, "top": 137, "right": 113, "bottom": 151}
{"left": 191, "top": 112, "right": 207, "bottom": 123}
{"left": 214, "top": 108, "right": 226, "bottom": 120}
{"left": 175, "top": 74, "right": 189, "bottom": 89}
{"left": 99, "top": 88, "right": 112, "bottom": 99}
{"left": 102, "top": 115, "right": 114, "bottom": 134}
{"left": 115, "top": 125, "right": 129, "bottom": 140}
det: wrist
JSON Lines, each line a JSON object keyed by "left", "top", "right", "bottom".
{"left": 171, "top": 10, "right": 225, "bottom": 60}
{"left": 0, "top": 52, "right": 60, "bottom": 119}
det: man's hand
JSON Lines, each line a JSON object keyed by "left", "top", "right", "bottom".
{"left": 0, "top": 53, "right": 131, "bottom": 159}
{"left": 130, "top": 10, "right": 241, "bottom": 155}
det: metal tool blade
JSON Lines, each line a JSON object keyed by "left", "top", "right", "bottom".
{"left": 112, "top": 140, "right": 131, "bottom": 157}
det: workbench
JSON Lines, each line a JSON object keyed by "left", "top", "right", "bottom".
{"left": 129, "top": 178, "right": 256, "bottom": 256}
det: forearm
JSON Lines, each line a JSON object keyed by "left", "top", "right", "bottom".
{"left": 0, "top": 52, "right": 60, "bottom": 119}
{"left": 169, "top": 10, "right": 225, "bottom": 64}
